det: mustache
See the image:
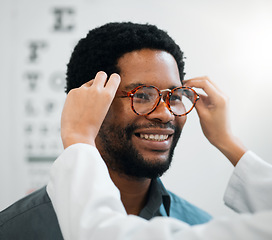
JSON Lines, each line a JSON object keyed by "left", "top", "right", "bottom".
{"left": 125, "top": 122, "right": 179, "bottom": 135}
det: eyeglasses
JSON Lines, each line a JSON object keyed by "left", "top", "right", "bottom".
{"left": 120, "top": 85, "right": 199, "bottom": 116}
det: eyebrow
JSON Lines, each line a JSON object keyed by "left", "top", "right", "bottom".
{"left": 123, "top": 83, "right": 181, "bottom": 91}
{"left": 123, "top": 83, "right": 145, "bottom": 91}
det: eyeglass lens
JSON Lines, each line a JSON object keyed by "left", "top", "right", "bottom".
{"left": 132, "top": 86, "right": 196, "bottom": 115}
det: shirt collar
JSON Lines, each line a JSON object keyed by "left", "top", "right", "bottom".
{"left": 138, "top": 178, "right": 170, "bottom": 220}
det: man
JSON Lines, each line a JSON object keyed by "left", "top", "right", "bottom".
{"left": 47, "top": 72, "right": 272, "bottom": 239}
{"left": 0, "top": 22, "right": 211, "bottom": 239}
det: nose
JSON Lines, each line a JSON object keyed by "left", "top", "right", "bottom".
{"left": 145, "top": 99, "right": 175, "bottom": 123}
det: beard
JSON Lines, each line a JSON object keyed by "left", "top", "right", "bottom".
{"left": 96, "top": 121, "right": 181, "bottom": 179}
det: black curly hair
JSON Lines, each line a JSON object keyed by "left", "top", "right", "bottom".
{"left": 66, "top": 22, "right": 185, "bottom": 93}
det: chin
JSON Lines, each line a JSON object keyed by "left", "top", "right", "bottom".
{"left": 140, "top": 151, "right": 170, "bottom": 163}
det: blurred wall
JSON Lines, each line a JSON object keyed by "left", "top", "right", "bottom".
{"left": 1, "top": 0, "right": 272, "bottom": 218}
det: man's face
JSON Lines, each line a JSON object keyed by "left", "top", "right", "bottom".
{"left": 96, "top": 49, "right": 187, "bottom": 179}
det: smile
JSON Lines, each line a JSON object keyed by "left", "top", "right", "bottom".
{"left": 139, "top": 133, "right": 169, "bottom": 141}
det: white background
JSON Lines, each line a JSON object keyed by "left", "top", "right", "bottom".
{"left": 1, "top": 0, "right": 272, "bottom": 218}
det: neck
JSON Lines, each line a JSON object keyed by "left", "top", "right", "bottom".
{"left": 108, "top": 169, "right": 151, "bottom": 215}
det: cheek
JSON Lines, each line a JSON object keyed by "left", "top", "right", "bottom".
{"left": 105, "top": 98, "right": 134, "bottom": 125}
{"left": 176, "top": 115, "right": 187, "bottom": 129}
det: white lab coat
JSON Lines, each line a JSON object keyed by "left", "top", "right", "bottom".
{"left": 47, "top": 143, "right": 272, "bottom": 240}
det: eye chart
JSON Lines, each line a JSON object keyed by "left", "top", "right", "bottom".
{"left": 9, "top": 2, "right": 78, "bottom": 195}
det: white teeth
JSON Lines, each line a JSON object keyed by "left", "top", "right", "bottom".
{"left": 140, "top": 134, "right": 168, "bottom": 141}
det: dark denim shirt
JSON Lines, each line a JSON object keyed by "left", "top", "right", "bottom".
{"left": 0, "top": 179, "right": 212, "bottom": 239}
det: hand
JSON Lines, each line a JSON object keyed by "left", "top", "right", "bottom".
{"left": 184, "top": 76, "right": 247, "bottom": 166}
{"left": 183, "top": 76, "right": 229, "bottom": 145}
{"left": 61, "top": 71, "right": 121, "bottom": 149}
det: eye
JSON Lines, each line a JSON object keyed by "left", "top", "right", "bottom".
{"left": 183, "top": 89, "right": 192, "bottom": 97}
{"left": 134, "top": 92, "right": 150, "bottom": 100}
{"left": 170, "top": 93, "right": 182, "bottom": 102}
{"left": 182, "top": 89, "right": 195, "bottom": 102}
{"left": 133, "top": 87, "right": 158, "bottom": 103}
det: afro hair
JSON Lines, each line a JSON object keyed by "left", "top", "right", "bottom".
{"left": 66, "top": 22, "right": 185, "bottom": 93}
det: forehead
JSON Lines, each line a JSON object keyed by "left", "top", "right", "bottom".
{"left": 117, "top": 49, "right": 181, "bottom": 90}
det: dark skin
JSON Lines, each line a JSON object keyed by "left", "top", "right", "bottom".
{"left": 108, "top": 173, "right": 150, "bottom": 215}
{"left": 95, "top": 49, "right": 186, "bottom": 215}
{"left": 61, "top": 49, "right": 247, "bottom": 216}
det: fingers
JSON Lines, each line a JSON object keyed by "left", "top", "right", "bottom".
{"left": 105, "top": 73, "right": 121, "bottom": 96}
{"left": 92, "top": 71, "right": 108, "bottom": 87}
{"left": 82, "top": 71, "right": 120, "bottom": 93}
{"left": 183, "top": 76, "right": 220, "bottom": 91}
{"left": 183, "top": 77, "right": 216, "bottom": 95}
{"left": 82, "top": 71, "right": 108, "bottom": 89}
{"left": 83, "top": 79, "right": 94, "bottom": 87}
{"left": 183, "top": 76, "right": 226, "bottom": 101}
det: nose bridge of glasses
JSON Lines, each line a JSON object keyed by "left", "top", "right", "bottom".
{"left": 155, "top": 89, "right": 173, "bottom": 115}
{"left": 160, "top": 89, "right": 172, "bottom": 93}
{"left": 159, "top": 89, "right": 171, "bottom": 101}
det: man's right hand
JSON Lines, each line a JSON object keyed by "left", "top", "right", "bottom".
{"left": 61, "top": 71, "right": 121, "bottom": 149}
